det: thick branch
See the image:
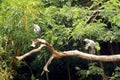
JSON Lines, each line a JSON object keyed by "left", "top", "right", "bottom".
{"left": 16, "top": 38, "right": 120, "bottom": 76}
{"left": 32, "top": 38, "right": 66, "bottom": 58}
{"left": 16, "top": 38, "right": 120, "bottom": 62}
{"left": 63, "top": 50, "right": 120, "bottom": 62}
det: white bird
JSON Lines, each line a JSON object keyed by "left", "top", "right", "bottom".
{"left": 84, "top": 38, "right": 96, "bottom": 54}
{"left": 33, "top": 24, "right": 41, "bottom": 37}
{"left": 84, "top": 38, "right": 95, "bottom": 49}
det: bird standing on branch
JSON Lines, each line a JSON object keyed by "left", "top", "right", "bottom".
{"left": 33, "top": 24, "right": 41, "bottom": 38}
{"left": 84, "top": 38, "right": 96, "bottom": 54}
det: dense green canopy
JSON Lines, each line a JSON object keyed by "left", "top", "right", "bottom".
{"left": 0, "top": 0, "right": 120, "bottom": 80}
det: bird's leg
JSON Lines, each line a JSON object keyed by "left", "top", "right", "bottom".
{"left": 89, "top": 47, "right": 96, "bottom": 54}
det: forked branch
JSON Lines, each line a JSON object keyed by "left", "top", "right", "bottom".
{"left": 16, "top": 38, "right": 120, "bottom": 75}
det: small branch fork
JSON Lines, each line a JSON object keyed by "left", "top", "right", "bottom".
{"left": 16, "top": 38, "right": 120, "bottom": 75}
{"left": 16, "top": 38, "right": 67, "bottom": 75}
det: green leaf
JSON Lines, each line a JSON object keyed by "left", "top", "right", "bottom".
{"left": 31, "top": 74, "right": 36, "bottom": 80}
{"left": 95, "top": 42, "right": 101, "bottom": 51}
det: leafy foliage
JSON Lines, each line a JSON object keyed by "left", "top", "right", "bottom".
{"left": 75, "top": 62, "right": 103, "bottom": 80}
{"left": 0, "top": 0, "right": 120, "bottom": 80}
{"left": 110, "top": 67, "right": 120, "bottom": 80}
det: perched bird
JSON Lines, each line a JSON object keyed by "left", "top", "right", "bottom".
{"left": 33, "top": 24, "right": 41, "bottom": 38}
{"left": 84, "top": 38, "right": 96, "bottom": 54}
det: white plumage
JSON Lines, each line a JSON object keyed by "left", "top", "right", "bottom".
{"left": 84, "top": 38, "right": 95, "bottom": 49}
{"left": 84, "top": 38, "right": 96, "bottom": 54}
{"left": 33, "top": 24, "right": 41, "bottom": 37}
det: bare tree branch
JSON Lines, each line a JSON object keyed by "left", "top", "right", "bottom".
{"left": 31, "top": 38, "right": 66, "bottom": 58}
{"left": 41, "top": 54, "right": 55, "bottom": 75}
{"left": 63, "top": 50, "right": 120, "bottom": 62}
{"left": 16, "top": 38, "right": 120, "bottom": 75}
{"left": 16, "top": 44, "right": 46, "bottom": 60}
